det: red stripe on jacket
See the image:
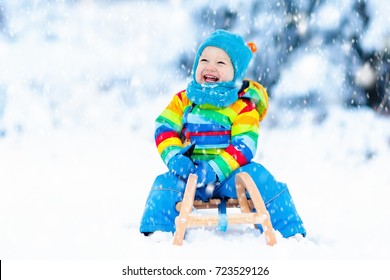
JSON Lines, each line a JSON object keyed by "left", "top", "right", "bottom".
{"left": 155, "top": 131, "right": 180, "bottom": 147}
{"left": 184, "top": 130, "right": 231, "bottom": 139}
{"left": 240, "top": 99, "right": 257, "bottom": 113}
{"left": 225, "top": 145, "right": 249, "bottom": 166}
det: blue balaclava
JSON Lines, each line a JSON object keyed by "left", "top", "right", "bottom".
{"left": 186, "top": 29, "right": 255, "bottom": 108}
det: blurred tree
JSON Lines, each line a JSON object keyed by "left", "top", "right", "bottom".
{"left": 180, "top": 0, "right": 389, "bottom": 115}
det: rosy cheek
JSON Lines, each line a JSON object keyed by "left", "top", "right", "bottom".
{"left": 219, "top": 72, "right": 230, "bottom": 82}
{"left": 195, "top": 72, "right": 203, "bottom": 83}
{"left": 224, "top": 70, "right": 234, "bottom": 82}
{"left": 195, "top": 68, "right": 203, "bottom": 82}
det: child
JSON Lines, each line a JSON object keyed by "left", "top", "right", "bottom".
{"left": 139, "top": 29, "right": 306, "bottom": 239}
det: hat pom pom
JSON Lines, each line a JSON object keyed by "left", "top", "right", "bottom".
{"left": 247, "top": 42, "right": 257, "bottom": 53}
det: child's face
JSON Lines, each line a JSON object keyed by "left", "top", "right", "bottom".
{"left": 195, "top": 46, "right": 234, "bottom": 83}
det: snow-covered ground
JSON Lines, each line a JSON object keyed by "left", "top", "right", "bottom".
{"left": 1, "top": 98, "right": 390, "bottom": 260}
{"left": 1, "top": 1, "right": 390, "bottom": 277}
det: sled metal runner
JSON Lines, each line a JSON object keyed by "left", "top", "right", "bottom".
{"left": 173, "top": 172, "right": 277, "bottom": 246}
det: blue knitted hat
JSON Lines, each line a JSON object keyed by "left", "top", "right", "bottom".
{"left": 191, "top": 29, "right": 255, "bottom": 84}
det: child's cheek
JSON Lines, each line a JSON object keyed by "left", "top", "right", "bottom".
{"left": 195, "top": 69, "right": 203, "bottom": 83}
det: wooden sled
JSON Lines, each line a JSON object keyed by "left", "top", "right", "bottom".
{"left": 172, "top": 172, "right": 277, "bottom": 246}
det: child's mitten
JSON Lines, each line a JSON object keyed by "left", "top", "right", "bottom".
{"left": 194, "top": 161, "right": 218, "bottom": 188}
{"left": 167, "top": 144, "right": 195, "bottom": 179}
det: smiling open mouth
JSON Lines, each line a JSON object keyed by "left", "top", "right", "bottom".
{"left": 204, "top": 74, "right": 219, "bottom": 82}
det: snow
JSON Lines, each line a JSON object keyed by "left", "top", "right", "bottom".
{"left": 363, "top": 0, "right": 390, "bottom": 50}
{"left": 1, "top": 0, "right": 390, "bottom": 274}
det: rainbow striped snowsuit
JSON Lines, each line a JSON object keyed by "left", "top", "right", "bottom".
{"left": 140, "top": 80, "right": 306, "bottom": 238}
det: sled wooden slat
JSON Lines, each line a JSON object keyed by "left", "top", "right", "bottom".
{"left": 181, "top": 212, "right": 268, "bottom": 227}
{"left": 176, "top": 198, "right": 254, "bottom": 211}
{"left": 172, "top": 172, "right": 277, "bottom": 246}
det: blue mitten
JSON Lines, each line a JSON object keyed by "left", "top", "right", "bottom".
{"left": 167, "top": 144, "right": 195, "bottom": 179}
{"left": 194, "top": 161, "right": 217, "bottom": 188}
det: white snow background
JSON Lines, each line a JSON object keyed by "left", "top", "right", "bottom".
{"left": 1, "top": 0, "right": 390, "bottom": 271}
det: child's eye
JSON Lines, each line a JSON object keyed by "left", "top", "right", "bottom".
{"left": 200, "top": 58, "right": 208, "bottom": 62}
{"left": 218, "top": 61, "right": 226, "bottom": 65}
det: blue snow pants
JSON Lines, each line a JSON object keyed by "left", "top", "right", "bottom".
{"left": 139, "top": 162, "right": 306, "bottom": 238}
